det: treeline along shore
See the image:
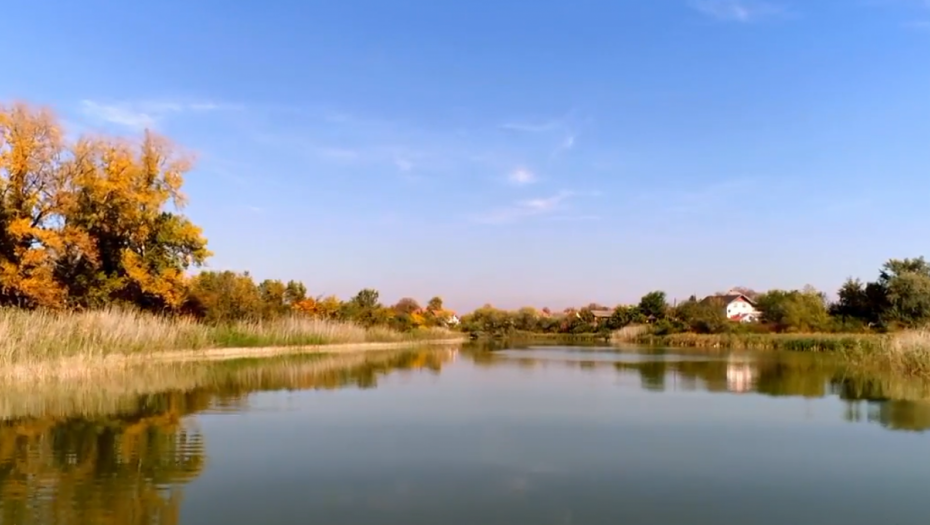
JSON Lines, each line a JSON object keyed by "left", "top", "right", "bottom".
{"left": 457, "top": 258, "right": 930, "bottom": 376}
{"left": 3, "top": 99, "right": 930, "bottom": 377}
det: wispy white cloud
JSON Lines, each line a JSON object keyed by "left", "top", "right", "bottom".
{"left": 689, "top": 0, "right": 787, "bottom": 22}
{"left": 474, "top": 190, "right": 583, "bottom": 224}
{"left": 500, "top": 120, "right": 561, "bottom": 133}
{"left": 242, "top": 106, "right": 593, "bottom": 192}
{"left": 247, "top": 206, "right": 263, "bottom": 214}
{"left": 79, "top": 101, "right": 157, "bottom": 130}
{"left": 507, "top": 167, "right": 537, "bottom": 186}
{"left": 78, "top": 99, "right": 239, "bottom": 130}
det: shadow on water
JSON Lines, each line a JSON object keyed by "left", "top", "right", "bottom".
{"left": 0, "top": 348, "right": 458, "bottom": 525}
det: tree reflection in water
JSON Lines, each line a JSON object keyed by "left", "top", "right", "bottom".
{"left": 0, "top": 348, "right": 458, "bottom": 525}
{"left": 467, "top": 343, "right": 930, "bottom": 433}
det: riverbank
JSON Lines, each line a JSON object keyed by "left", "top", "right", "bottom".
{"left": 0, "top": 307, "right": 461, "bottom": 362}
{"left": 636, "top": 331, "right": 930, "bottom": 377}
{"left": 0, "top": 308, "right": 465, "bottom": 382}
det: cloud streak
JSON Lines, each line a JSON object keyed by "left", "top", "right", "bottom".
{"left": 79, "top": 99, "right": 239, "bottom": 130}
{"left": 500, "top": 120, "right": 561, "bottom": 133}
{"left": 507, "top": 167, "right": 537, "bottom": 186}
{"left": 474, "top": 190, "right": 593, "bottom": 224}
{"left": 689, "top": 0, "right": 787, "bottom": 22}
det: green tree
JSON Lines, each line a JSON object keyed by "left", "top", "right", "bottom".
{"left": 284, "top": 280, "right": 307, "bottom": 304}
{"left": 513, "top": 306, "right": 540, "bottom": 332}
{"left": 343, "top": 288, "right": 382, "bottom": 326}
{"left": 607, "top": 305, "right": 641, "bottom": 329}
{"left": 877, "top": 257, "right": 930, "bottom": 327}
{"left": 756, "top": 287, "right": 831, "bottom": 332}
{"left": 460, "top": 304, "right": 514, "bottom": 338}
{"left": 675, "top": 297, "right": 730, "bottom": 334}
{"left": 638, "top": 291, "right": 668, "bottom": 320}
{"left": 258, "top": 279, "right": 288, "bottom": 318}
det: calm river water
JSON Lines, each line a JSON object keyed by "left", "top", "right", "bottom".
{"left": 2, "top": 344, "right": 930, "bottom": 525}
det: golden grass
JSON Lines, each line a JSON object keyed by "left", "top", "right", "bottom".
{"left": 0, "top": 307, "right": 462, "bottom": 366}
{"left": 611, "top": 324, "right": 650, "bottom": 342}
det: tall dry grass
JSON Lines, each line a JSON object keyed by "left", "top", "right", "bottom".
{"left": 0, "top": 307, "right": 461, "bottom": 365}
{"left": 637, "top": 330, "right": 930, "bottom": 377}
{"left": 611, "top": 324, "right": 650, "bottom": 343}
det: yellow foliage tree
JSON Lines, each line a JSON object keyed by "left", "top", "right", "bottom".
{"left": 0, "top": 101, "right": 210, "bottom": 310}
{"left": 0, "top": 103, "right": 68, "bottom": 307}
{"left": 63, "top": 131, "right": 210, "bottom": 309}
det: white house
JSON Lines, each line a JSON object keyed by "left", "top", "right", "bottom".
{"left": 703, "top": 291, "right": 762, "bottom": 323}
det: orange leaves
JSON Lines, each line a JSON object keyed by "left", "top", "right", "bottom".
{"left": 0, "top": 100, "right": 210, "bottom": 310}
{"left": 409, "top": 311, "right": 427, "bottom": 328}
{"left": 5, "top": 217, "right": 33, "bottom": 239}
{"left": 292, "top": 297, "right": 318, "bottom": 315}
{"left": 0, "top": 102, "right": 69, "bottom": 308}
{"left": 291, "top": 295, "right": 342, "bottom": 320}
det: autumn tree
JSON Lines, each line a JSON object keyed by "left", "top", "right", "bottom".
{"left": 60, "top": 131, "right": 210, "bottom": 310}
{"left": 1, "top": 102, "right": 210, "bottom": 310}
{"left": 0, "top": 103, "right": 68, "bottom": 307}
{"left": 392, "top": 297, "right": 421, "bottom": 315}
{"left": 185, "top": 271, "right": 262, "bottom": 323}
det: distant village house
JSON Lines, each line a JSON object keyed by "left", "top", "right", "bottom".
{"left": 591, "top": 309, "right": 612, "bottom": 326}
{"left": 702, "top": 291, "right": 762, "bottom": 323}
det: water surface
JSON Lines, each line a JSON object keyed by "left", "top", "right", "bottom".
{"left": 2, "top": 345, "right": 930, "bottom": 525}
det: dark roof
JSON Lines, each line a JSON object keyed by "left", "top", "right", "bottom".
{"left": 591, "top": 310, "right": 612, "bottom": 318}
{"left": 702, "top": 294, "right": 756, "bottom": 306}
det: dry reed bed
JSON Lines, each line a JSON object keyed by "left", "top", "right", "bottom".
{"left": 0, "top": 308, "right": 462, "bottom": 366}
{"left": 637, "top": 330, "right": 930, "bottom": 377}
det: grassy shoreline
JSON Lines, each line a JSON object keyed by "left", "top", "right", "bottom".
{"left": 0, "top": 308, "right": 464, "bottom": 374}
{"left": 635, "top": 331, "right": 930, "bottom": 377}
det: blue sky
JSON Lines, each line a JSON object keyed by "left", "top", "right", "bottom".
{"left": 3, "top": 0, "right": 930, "bottom": 312}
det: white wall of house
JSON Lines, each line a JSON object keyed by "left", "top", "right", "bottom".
{"left": 726, "top": 298, "right": 759, "bottom": 319}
